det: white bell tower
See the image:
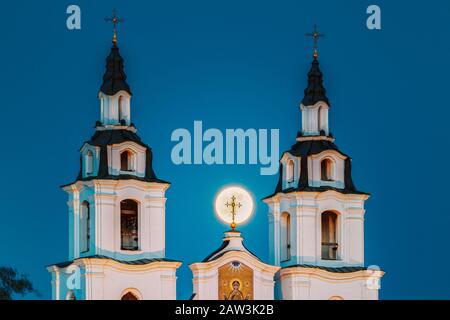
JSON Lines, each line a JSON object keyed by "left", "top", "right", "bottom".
{"left": 47, "top": 21, "right": 181, "bottom": 300}
{"left": 263, "top": 29, "right": 384, "bottom": 300}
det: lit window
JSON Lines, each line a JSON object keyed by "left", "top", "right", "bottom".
{"left": 120, "top": 150, "right": 134, "bottom": 172}
{"left": 318, "top": 107, "right": 322, "bottom": 131}
{"left": 85, "top": 151, "right": 94, "bottom": 175}
{"left": 121, "top": 292, "right": 138, "bottom": 300}
{"left": 80, "top": 201, "right": 90, "bottom": 253}
{"left": 321, "top": 158, "right": 333, "bottom": 181}
{"left": 121, "top": 200, "right": 138, "bottom": 251}
{"left": 286, "top": 160, "right": 294, "bottom": 183}
{"left": 280, "top": 212, "right": 291, "bottom": 262}
{"left": 118, "top": 96, "right": 125, "bottom": 123}
{"left": 321, "top": 212, "right": 338, "bottom": 260}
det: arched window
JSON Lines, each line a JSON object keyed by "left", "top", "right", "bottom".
{"left": 100, "top": 99, "right": 104, "bottom": 123}
{"left": 121, "top": 292, "right": 139, "bottom": 300}
{"left": 118, "top": 96, "right": 125, "bottom": 123}
{"left": 321, "top": 158, "right": 333, "bottom": 181}
{"left": 329, "top": 296, "right": 344, "bottom": 300}
{"left": 321, "top": 212, "right": 338, "bottom": 260}
{"left": 286, "top": 160, "right": 294, "bottom": 183}
{"left": 121, "top": 200, "right": 138, "bottom": 251}
{"left": 120, "top": 150, "right": 133, "bottom": 172}
{"left": 80, "top": 201, "right": 90, "bottom": 253}
{"left": 318, "top": 106, "right": 322, "bottom": 131}
{"left": 85, "top": 151, "right": 94, "bottom": 175}
{"left": 280, "top": 212, "right": 291, "bottom": 262}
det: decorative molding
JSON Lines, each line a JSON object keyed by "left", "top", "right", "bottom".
{"left": 296, "top": 136, "right": 335, "bottom": 143}
{"left": 280, "top": 266, "right": 384, "bottom": 282}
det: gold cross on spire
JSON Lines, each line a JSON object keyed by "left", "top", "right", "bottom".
{"left": 105, "top": 8, "right": 124, "bottom": 46}
{"left": 305, "top": 24, "right": 325, "bottom": 59}
{"left": 225, "top": 195, "right": 242, "bottom": 230}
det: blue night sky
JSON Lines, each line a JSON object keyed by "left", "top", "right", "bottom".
{"left": 0, "top": 0, "right": 449, "bottom": 300}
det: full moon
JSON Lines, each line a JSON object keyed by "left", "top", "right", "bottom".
{"left": 214, "top": 186, "right": 254, "bottom": 226}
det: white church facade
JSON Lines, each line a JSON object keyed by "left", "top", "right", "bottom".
{"left": 47, "top": 35, "right": 181, "bottom": 300}
{"left": 263, "top": 47, "right": 384, "bottom": 300}
{"left": 190, "top": 231, "right": 280, "bottom": 300}
{"left": 47, "top": 26, "right": 383, "bottom": 300}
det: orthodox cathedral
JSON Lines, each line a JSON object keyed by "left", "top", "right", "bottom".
{"left": 47, "top": 21, "right": 384, "bottom": 300}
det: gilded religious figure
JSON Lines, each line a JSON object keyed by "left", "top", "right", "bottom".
{"left": 218, "top": 261, "right": 253, "bottom": 300}
{"left": 224, "top": 280, "right": 249, "bottom": 300}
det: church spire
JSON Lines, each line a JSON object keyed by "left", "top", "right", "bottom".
{"left": 301, "top": 58, "right": 329, "bottom": 106}
{"left": 302, "top": 25, "right": 328, "bottom": 106}
{"left": 100, "top": 45, "right": 132, "bottom": 96}
{"left": 101, "top": 9, "right": 131, "bottom": 96}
